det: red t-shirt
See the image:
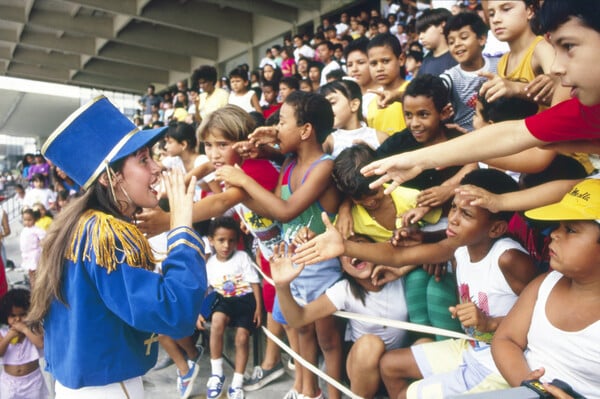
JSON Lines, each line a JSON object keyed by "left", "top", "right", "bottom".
{"left": 525, "top": 97, "right": 600, "bottom": 142}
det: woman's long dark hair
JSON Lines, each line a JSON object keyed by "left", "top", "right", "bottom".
{"left": 28, "top": 160, "right": 129, "bottom": 329}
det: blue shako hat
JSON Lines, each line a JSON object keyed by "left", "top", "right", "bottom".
{"left": 42, "top": 96, "right": 166, "bottom": 189}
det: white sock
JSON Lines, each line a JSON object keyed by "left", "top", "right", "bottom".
{"left": 210, "top": 358, "right": 223, "bottom": 376}
{"left": 231, "top": 372, "right": 244, "bottom": 388}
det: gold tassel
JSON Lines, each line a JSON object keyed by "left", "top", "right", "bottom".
{"left": 67, "top": 210, "right": 157, "bottom": 273}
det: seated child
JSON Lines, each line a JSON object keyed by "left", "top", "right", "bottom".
{"left": 0, "top": 288, "right": 48, "bottom": 399}
{"left": 293, "top": 169, "right": 538, "bottom": 399}
{"left": 271, "top": 234, "right": 412, "bottom": 399}
{"left": 228, "top": 67, "right": 262, "bottom": 114}
{"left": 202, "top": 217, "right": 261, "bottom": 399}
{"left": 492, "top": 179, "right": 600, "bottom": 398}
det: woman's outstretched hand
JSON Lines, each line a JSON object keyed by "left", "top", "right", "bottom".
{"left": 163, "top": 168, "right": 196, "bottom": 230}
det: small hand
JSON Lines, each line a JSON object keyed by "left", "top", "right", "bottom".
{"left": 361, "top": 155, "right": 424, "bottom": 195}
{"left": 367, "top": 88, "right": 403, "bottom": 109}
{"left": 524, "top": 74, "right": 554, "bottom": 105}
{"left": 391, "top": 226, "right": 423, "bottom": 247}
{"left": 270, "top": 242, "right": 305, "bottom": 286}
{"left": 292, "top": 212, "right": 345, "bottom": 265}
{"left": 371, "top": 265, "right": 398, "bottom": 286}
{"left": 196, "top": 314, "right": 207, "bottom": 331}
{"left": 335, "top": 202, "right": 354, "bottom": 239}
{"left": 422, "top": 262, "right": 447, "bottom": 282}
{"left": 233, "top": 141, "right": 260, "bottom": 159}
{"left": 449, "top": 301, "right": 490, "bottom": 331}
{"left": 455, "top": 184, "right": 502, "bottom": 213}
{"left": 136, "top": 207, "right": 171, "bottom": 236}
{"left": 248, "top": 126, "right": 279, "bottom": 147}
{"left": 401, "top": 207, "right": 429, "bottom": 227}
{"left": 292, "top": 227, "right": 316, "bottom": 246}
{"left": 214, "top": 164, "right": 248, "bottom": 187}
{"left": 478, "top": 72, "right": 517, "bottom": 103}
{"left": 418, "top": 185, "right": 454, "bottom": 208}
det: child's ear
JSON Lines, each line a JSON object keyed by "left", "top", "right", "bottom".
{"left": 300, "top": 123, "right": 313, "bottom": 140}
{"left": 488, "top": 220, "right": 508, "bottom": 239}
{"left": 349, "top": 98, "right": 361, "bottom": 114}
{"left": 441, "top": 103, "right": 453, "bottom": 121}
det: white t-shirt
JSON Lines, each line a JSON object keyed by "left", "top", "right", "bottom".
{"left": 326, "top": 277, "right": 408, "bottom": 350}
{"left": 330, "top": 123, "right": 381, "bottom": 158}
{"left": 206, "top": 250, "right": 260, "bottom": 297}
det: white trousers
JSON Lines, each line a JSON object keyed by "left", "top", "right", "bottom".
{"left": 55, "top": 376, "right": 144, "bottom": 399}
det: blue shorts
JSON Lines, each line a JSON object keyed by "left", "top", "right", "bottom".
{"left": 272, "top": 258, "right": 341, "bottom": 324}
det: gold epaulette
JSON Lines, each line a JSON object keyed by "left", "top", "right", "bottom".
{"left": 67, "top": 210, "right": 157, "bottom": 273}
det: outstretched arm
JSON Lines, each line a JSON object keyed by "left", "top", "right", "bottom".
{"left": 292, "top": 212, "right": 457, "bottom": 267}
{"left": 361, "top": 120, "right": 543, "bottom": 194}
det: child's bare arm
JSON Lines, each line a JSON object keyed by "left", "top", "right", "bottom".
{"left": 492, "top": 275, "right": 545, "bottom": 386}
{"left": 251, "top": 282, "right": 262, "bottom": 327}
{"left": 457, "top": 179, "right": 581, "bottom": 212}
{"left": 219, "top": 160, "right": 336, "bottom": 222}
{"left": 292, "top": 212, "right": 457, "bottom": 266}
{"left": 484, "top": 147, "right": 557, "bottom": 174}
{"left": 499, "top": 249, "right": 538, "bottom": 296}
{"left": 361, "top": 120, "right": 543, "bottom": 194}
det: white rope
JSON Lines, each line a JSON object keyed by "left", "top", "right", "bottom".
{"left": 334, "top": 311, "right": 474, "bottom": 341}
{"left": 252, "top": 260, "right": 475, "bottom": 341}
{"left": 260, "top": 326, "right": 364, "bottom": 399}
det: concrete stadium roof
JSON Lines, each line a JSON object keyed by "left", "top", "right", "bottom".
{"left": 0, "top": 0, "right": 360, "bottom": 94}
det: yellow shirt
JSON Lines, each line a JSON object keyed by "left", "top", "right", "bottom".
{"left": 351, "top": 184, "right": 442, "bottom": 243}
{"left": 198, "top": 88, "right": 229, "bottom": 120}
{"left": 367, "top": 81, "right": 410, "bottom": 136}
{"left": 497, "top": 36, "right": 543, "bottom": 83}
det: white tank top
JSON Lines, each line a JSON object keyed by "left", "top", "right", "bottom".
{"left": 525, "top": 271, "right": 600, "bottom": 398}
{"left": 455, "top": 237, "right": 527, "bottom": 372}
{"left": 228, "top": 91, "right": 256, "bottom": 113}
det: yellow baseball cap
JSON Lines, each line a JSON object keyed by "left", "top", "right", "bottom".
{"left": 525, "top": 179, "right": 600, "bottom": 222}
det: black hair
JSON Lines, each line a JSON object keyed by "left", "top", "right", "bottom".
{"left": 280, "top": 76, "right": 300, "bottom": 91}
{"left": 333, "top": 144, "right": 378, "bottom": 199}
{"left": 317, "top": 40, "right": 334, "bottom": 51}
{"left": 261, "top": 80, "right": 278, "bottom": 92}
{"left": 248, "top": 111, "right": 266, "bottom": 129}
{"left": 208, "top": 216, "right": 241, "bottom": 240}
{"left": 165, "top": 122, "right": 197, "bottom": 150}
{"left": 537, "top": 0, "right": 600, "bottom": 34}
{"left": 284, "top": 91, "right": 334, "bottom": 144}
{"left": 308, "top": 61, "right": 324, "bottom": 72}
{"left": 265, "top": 109, "right": 280, "bottom": 127}
{"left": 416, "top": 8, "right": 452, "bottom": 33}
{"left": 406, "top": 50, "right": 424, "bottom": 63}
{"left": 319, "top": 79, "right": 363, "bottom": 120}
{"left": 343, "top": 36, "right": 369, "bottom": 60}
{"left": 325, "top": 69, "right": 347, "bottom": 82}
{"left": 444, "top": 11, "right": 488, "bottom": 39}
{"left": 477, "top": 94, "right": 539, "bottom": 123}
{"left": 367, "top": 33, "right": 402, "bottom": 57}
{"left": 229, "top": 66, "right": 248, "bottom": 81}
{"left": 22, "top": 207, "right": 38, "bottom": 221}
{"left": 193, "top": 65, "right": 218, "bottom": 85}
{"left": 0, "top": 288, "right": 31, "bottom": 324}
{"left": 403, "top": 74, "right": 450, "bottom": 113}
{"left": 459, "top": 169, "right": 519, "bottom": 222}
